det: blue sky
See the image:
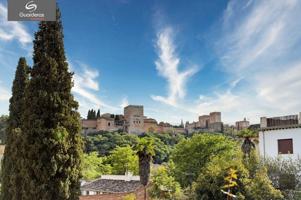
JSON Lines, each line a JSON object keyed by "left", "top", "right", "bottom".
{"left": 1, "top": 0, "right": 301, "bottom": 125}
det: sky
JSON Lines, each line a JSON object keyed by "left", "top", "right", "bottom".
{"left": 1, "top": 0, "right": 301, "bottom": 125}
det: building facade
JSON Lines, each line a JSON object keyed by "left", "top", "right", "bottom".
{"left": 124, "top": 105, "right": 145, "bottom": 134}
{"left": 82, "top": 114, "right": 124, "bottom": 135}
{"left": 82, "top": 105, "right": 186, "bottom": 135}
{"left": 235, "top": 118, "right": 250, "bottom": 131}
{"left": 259, "top": 113, "right": 301, "bottom": 160}
{"left": 143, "top": 118, "right": 158, "bottom": 133}
{"left": 185, "top": 112, "right": 223, "bottom": 134}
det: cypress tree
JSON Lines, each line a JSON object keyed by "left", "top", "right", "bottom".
{"left": 91, "top": 109, "right": 96, "bottom": 119}
{"left": 1, "top": 57, "right": 29, "bottom": 200}
{"left": 87, "top": 109, "right": 91, "bottom": 119}
{"left": 96, "top": 109, "right": 100, "bottom": 119}
{"left": 21, "top": 8, "right": 83, "bottom": 200}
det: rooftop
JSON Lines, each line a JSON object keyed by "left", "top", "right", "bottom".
{"left": 81, "top": 178, "right": 142, "bottom": 193}
{"left": 261, "top": 124, "right": 301, "bottom": 131}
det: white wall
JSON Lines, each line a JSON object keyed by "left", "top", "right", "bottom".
{"left": 259, "top": 128, "right": 301, "bottom": 160}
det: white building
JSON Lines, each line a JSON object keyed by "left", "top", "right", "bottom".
{"left": 259, "top": 113, "right": 301, "bottom": 160}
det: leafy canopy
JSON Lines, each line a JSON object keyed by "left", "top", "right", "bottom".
{"left": 171, "top": 133, "right": 239, "bottom": 187}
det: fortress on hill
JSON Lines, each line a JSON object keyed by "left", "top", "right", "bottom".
{"left": 81, "top": 105, "right": 224, "bottom": 135}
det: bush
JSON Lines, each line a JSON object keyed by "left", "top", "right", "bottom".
{"left": 264, "top": 157, "right": 301, "bottom": 199}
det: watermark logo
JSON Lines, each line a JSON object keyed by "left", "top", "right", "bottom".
{"left": 8, "top": 0, "right": 56, "bottom": 21}
{"left": 25, "top": 1, "right": 37, "bottom": 13}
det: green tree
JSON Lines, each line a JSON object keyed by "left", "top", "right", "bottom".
{"left": 264, "top": 157, "right": 301, "bottom": 199}
{"left": 87, "top": 109, "right": 97, "bottom": 120}
{"left": 192, "top": 152, "right": 248, "bottom": 200}
{"left": 192, "top": 144, "right": 283, "bottom": 200}
{"left": 136, "top": 137, "right": 155, "bottom": 186}
{"left": 192, "top": 152, "right": 283, "bottom": 200}
{"left": 152, "top": 137, "right": 170, "bottom": 164}
{"left": 21, "top": 8, "right": 83, "bottom": 200}
{"left": 1, "top": 57, "right": 29, "bottom": 200}
{"left": 87, "top": 109, "right": 91, "bottom": 119}
{"left": 82, "top": 152, "right": 111, "bottom": 180}
{"left": 171, "top": 133, "right": 238, "bottom": 187}
{"left": 107, "top": 146, "right": 138, "bottom": 175}
{"left": 148, "top": 165, "right": 183, "bottom": 200}
{"left": 237, "top": 129, "right": 256, "bottom": 157}
{"left": 84, "top": 132, "right": 139, "bottom": 156}
{"left": 245, "top": 167, "right": 283, "bottom": 200}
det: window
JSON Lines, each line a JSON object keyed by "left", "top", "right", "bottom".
{"left": 278, "top": 139, "right": 293, "bottom": 154}
{"left": 108, "top": 122, "right": 110, "bottom": 126}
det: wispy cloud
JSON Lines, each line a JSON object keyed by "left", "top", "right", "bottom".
{"left": 120, "top": 97, "right": 129, "bottom": 109}
{"left": 195, "top": 0, "right": 301, "bottom": 123}
{"left": 70, "top": 61, "right": 118, "bottom": 115}
{"left": 0, "top": 3, "right": 32, "bottom": 46}
{"left": 151, "top": 27, "right": 198, "bottom": 106}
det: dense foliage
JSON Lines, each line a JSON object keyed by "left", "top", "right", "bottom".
{"left": 264, "top": 158, "right": 301, "bottom": 199}
{"left": 84, "top": 132, "right": 138, "bottom": 156}
{"left": 107, "top": 146, "right": 138, "bottom": 175}
{"left": 84, "top": 131, "right": 183, "bottom": 164}
{"left": 193, "top": 150, "right": 283, "bottom": 200}
{"left": 20, "top": 8, "right": 83, "bottom": 200}
{"left": 171, "top": 134, "right": 283, "bottom": 200}
{"left": 0, "top": 115, "right": 8, "bottom": 144}
{"left": 87, "top": 109, "right": 100, "bottom": 120}
{"left": 82, "top": 152, "right": 111, "bottom": 180}
{"left": 171, "top": 133, "right": 238, "bottom": 187}
{"left": 148, "top": 165, "right": 183, "bottom": 200}
{"left": 1, "top": 57, "right": 29, "bottom": 200}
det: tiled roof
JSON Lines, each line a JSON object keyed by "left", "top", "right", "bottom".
{"left": 81, "top": 179, "right": 142, "bottom": 193}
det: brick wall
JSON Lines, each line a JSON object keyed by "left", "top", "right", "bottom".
{"left": 80, "top": 186, "right": 148, "bottom": 200}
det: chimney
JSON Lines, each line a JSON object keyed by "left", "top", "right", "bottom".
{"left": 260, "top": 117, "right": 267, "bottom": 128}
{"left": 299, "top": 112, "right": 301, "bottom": 124}
{"left": 125, "top": 171, "right": 133, "bottom": 181}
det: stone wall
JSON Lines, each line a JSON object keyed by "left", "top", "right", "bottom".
{"left": 144, "top": 119, "right": 158, "bottom": 133}
{"left": 209, "top": 112, "right": 221, "bottom": 123}
{"left": 199, "top": 115, "right": 210, "bottom": 128}
{"left": 124, "top": 105, "right": 144, "bottom": 134}
{"left": 96, "top": 118, "right": 117, "bottom": 132}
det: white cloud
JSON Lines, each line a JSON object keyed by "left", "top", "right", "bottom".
{"left": 151, "top": 27, "right": 198, "bottom": 106}
{"left": 120, "top": 97, "right": 129, "bottom": 109}
{"left": 71, "top": 61, "right": 118, "bottom": 115}
{"left": 194, "top": 0, "right": 301, "bottom": 124}
{"left": 0, "top": 3, "right": 32, "bottom": 45}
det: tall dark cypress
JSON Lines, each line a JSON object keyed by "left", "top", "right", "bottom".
{"left": 91, "top": 109, "right": 96, "bottom": 119}
{"left": 1, "top": 57, "right": 29, "bottom": 200}
{"left": 21, "top": 8, "right": 83, "bottom": 200}
{"left": 96, "top": 109, "right": 100, "bottom": 119}
{"left": 87, "top": 110, "right": 91, "bottom": 119}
